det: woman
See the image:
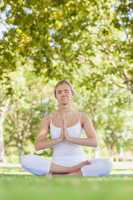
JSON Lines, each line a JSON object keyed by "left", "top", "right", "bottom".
{"left": 21, "top": 80, "right": 112, "bottom": 176}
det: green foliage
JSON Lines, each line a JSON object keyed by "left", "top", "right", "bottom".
{"left": 3, "top": 68, "right": 55, "bottom": 158}
{"left": 0, "top": 0, "right": 133, "bottom": 160}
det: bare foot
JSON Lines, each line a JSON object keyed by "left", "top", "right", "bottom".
{"left": 78, "top": 160, "right": 91, "bottom": 168}
{"left": 51, "top": 160, "right": 91, "bottom": 175}
{"left": 67, "top": 170, "right": 82, "bottom": 176}
{"left": 67, "top": 160, "right": 91, "bottom": 173}
{"left": 52, "top": 170, "right": 82, "bottom": 176}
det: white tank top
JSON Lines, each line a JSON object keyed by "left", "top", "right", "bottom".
{"left": 50, "top": 113, "right": 88, "bottom": 167}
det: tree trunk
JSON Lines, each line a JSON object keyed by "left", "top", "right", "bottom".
{"left": 0, "top": 112, "right": 5, "bottom": 162}
{"left": 0, "top": 101, "right": 10, "bottom": 162}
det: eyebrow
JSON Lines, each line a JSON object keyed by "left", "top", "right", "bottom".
{"left": 56, "top": 89, "right": 69, "bottom": 92}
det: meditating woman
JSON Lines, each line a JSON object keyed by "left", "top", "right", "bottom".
{"left": 21, "top": 80, "right": 112, "bottom": 176}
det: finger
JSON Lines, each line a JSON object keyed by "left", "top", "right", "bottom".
{"left": 84, "top": 160, "right": 91, "bottom": 165}
{"left": 63, "top": 119, "right": 67, "bottom": 126}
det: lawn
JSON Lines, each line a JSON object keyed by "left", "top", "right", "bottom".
{"left": 0, "top": 175, "right": 132, "bottom": 200}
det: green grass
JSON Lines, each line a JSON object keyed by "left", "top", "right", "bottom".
{"left": 0, "top": 175, "right": 133, "bottom": 200}
{"left": 1, "top": 167, "right": 133, "bottom": 175}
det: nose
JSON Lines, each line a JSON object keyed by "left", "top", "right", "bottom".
{"left": 62, "top": 95, "right": 67, "bottom": 98}
{"left": 61, "top": 95, "right": 68, "bottom": 99}
{"left": 61, "top": 91, "right": 68, "bottom": 96}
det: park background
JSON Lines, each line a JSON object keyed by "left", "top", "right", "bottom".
{"left": 0, "top": 0, "right": 133, "bottom": 200}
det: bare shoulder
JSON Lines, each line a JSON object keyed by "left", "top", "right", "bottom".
{"left": 79, "top": 111, "right": 96, "bottom": 135}
{"left": 44, "top": 111, "right": 57, "bottom": 123}
{"left": 79, "top": 111, "right": 91, "bottom": 125}
{"left": 41, "top": 112, "right": 55, "bottom": 128}
{"left": 80, "top": 111, "right": 90, "bottom": 119}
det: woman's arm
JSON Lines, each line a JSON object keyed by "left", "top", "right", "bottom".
{"left": 64, "top": 112, "right": 98, "bottom": 147}
{"left": 35, "top": 115, "right": 64, "bottom": 151}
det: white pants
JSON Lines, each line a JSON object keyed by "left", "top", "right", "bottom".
{"left": 21, "top": 154, "right": 51, "bottom": 176}
{"left": 81, "top": 158, "right": 112, "bottom": 176}
{"left": 21, "top": 154, "right": 112, "bottom": 176}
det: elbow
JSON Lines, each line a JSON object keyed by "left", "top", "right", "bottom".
{"left": 93, "top": 142, "right": 98, "bottom": 148}
{"left": 92, "top": 139, "right": 98, "bottom": 148}
{"left": 35, "top": 144, "right": 40, "bottom": 151}
{"left": 35, "top": 143, "right": 43, "bottom": 151}
{"left": 87, "top": 138, "right": 98, "bottom": 148}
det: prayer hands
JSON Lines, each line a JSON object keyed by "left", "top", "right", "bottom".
{"left": 59, "top": 114, "right": 71, "bottom": 141}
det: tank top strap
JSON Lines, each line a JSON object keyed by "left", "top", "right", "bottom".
{"left": 78, "top": 112, "right": 83, "bottom": 128}
{"left": 50, "top": 115, "right": 52, "bottom": 123}
{"left": 49, "top": 114, "right": 53, "bottom": 128}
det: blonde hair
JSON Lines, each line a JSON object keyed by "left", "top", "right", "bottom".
{"left": 54, "top": 80, "right": 75, "bottom": 98}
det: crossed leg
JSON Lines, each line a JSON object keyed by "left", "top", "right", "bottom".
{"left": 50, "top": 160, "right": 90, "bottom": 175}
{"left": 21, "top": 155, "right": 112, "bottom": 176}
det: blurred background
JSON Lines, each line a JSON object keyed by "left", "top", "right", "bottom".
{"left": 0, "top": 0, "right": 133, "bottom": 174}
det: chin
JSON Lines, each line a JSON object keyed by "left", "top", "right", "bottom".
{"left": 62, "top": 101, "right": 69, "bottom": 105}
{"left": 62, "top": 103, "right": 68, "bottom": 105}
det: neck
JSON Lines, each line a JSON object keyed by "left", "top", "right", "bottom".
{"left": 57, "top": 104, "right": 74, "bottom": 114}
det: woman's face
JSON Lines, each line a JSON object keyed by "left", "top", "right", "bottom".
{"left": 55, "top": 83, "right": 73, "bottom": 105}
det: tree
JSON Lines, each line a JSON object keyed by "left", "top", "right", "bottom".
{"left": 0, "top": 0, "right": 132, "bottom": 160}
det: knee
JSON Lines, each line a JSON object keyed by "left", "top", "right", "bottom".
{"left": 96, "top": 158, "right": 112, "bottom": 176}
{"left": 20, "top": 154, "right": 51, "bottom": 176}
{"left": 20, "top": 154, "right": 33, "bottom": 169}
{"left": 20, "top": 154, "right": 36, "bottom": 174}
{"left": 102, "top": 159, "right": 112, "bottom": 171}
{"left": 81, "top": 158, "right": 112, "bottom": 177}
{"left": 20, "top": 155, "right": 28, "bottom": 168}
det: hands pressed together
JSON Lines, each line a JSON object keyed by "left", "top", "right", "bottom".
{"left": 59, "top": 114, "right": 71, "bottom": 142}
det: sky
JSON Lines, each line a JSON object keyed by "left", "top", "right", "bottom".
{"left": 0, "top": 5, "right": 11, "bottom": 39}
